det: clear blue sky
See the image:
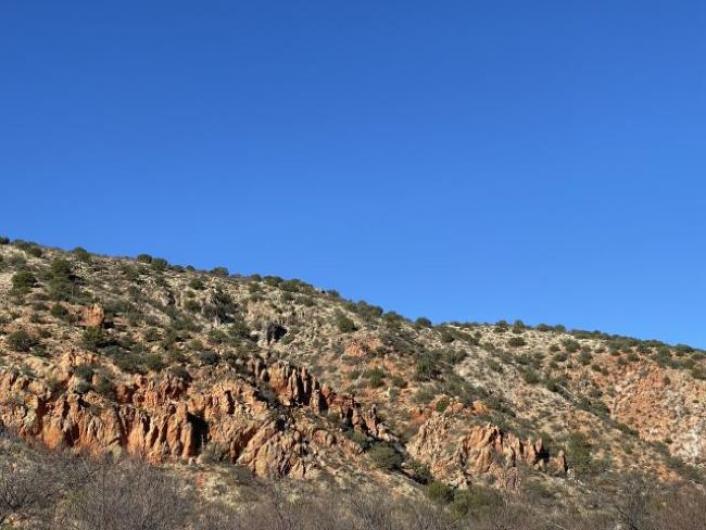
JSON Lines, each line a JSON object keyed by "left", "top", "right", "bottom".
{"left": 1, "top": 2, "right": 705, "bottom": 346}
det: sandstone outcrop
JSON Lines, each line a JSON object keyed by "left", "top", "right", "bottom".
{"left": 0, "top": 354, "right": 391, "bottom": 479}
{"left": 408, "top": 408, "right": 566, "bottom": 488}
{"left": 81, "top": 304, "right": 105, "bottom": 328}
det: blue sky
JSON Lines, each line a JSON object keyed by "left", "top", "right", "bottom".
{"left": 1, "top": 1, "right": 705, "bottom": 346}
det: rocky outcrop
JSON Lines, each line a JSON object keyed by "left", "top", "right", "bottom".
{"left": 81, "top": 304, "right": 105, "bottom": 328}
{"left": 608, "top": 364, "right": 706, "bottom": 465}
{"left": 0, "top": 355, "right": 391, "bottom": 479}
{"left": 407, "top": 407, "right": 566, "bottom": 488}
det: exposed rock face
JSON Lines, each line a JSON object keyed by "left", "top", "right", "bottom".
{"left": 0, "top": 355, "right": 388, "bottom": 479}
{"left": 408, "top": 407, "right": 566, "bottom": 488}
{"left": 81, "top": 304, "right": 105, "bottom": 328}
{"left": 609, "top": 365, "right": 706, "bottom": 465}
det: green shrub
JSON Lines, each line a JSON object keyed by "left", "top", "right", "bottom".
{"left": 562, "top": 339, "right": 580, "bottom": 353}
{"left": 494, "top": 320, "right": 509, "bottom": 333}
{"left": 207, "top": 329, "right": 228, "bottom": 345}
{"left": 391, "top": 375, "right": 407, "bottom": 388}
{"left": 184, "top": 300, "right": 201, "bottom": 313}
{"left": 507, "top": 336, "right": 526, "bottom": 348}
{"left": 11, "top": 270, "right": 37, "bottom": 294}
{"left": 72, "top": 247, "right": 92, "bottom": 263}
{"left": 144, "top": 354, "right": 166, "bottom": 372}
{"left": 409, "top": 460, "right": 433, "bottom": 483}
{"left": 415, "top": 317, "right": 432, "bottom": 327}
{"left": 136, "top": 254, "right": 153, "bottom": 264}
{"left": 50, "top": 303, "right": 70, "bottom": 321}
{"left": 115, "top": 353, "right": 146, "bottom": 374}
{"left": 151, "top": 258, "right": 168, "bottom": 271}
{"left": 443, "top": 348, "right": 467, "bottom": 364}
{"left": 512, "top": 320, "right": 527, "bottom": 333}
{"left": 74, "top": 364, "right": 96, "bottom": 381}
{"left": 435, "top": 397, "right": 450, "bottom": 413}
{"left": 198, "top": 351, "right": 219, "bottom": 366}
{"left": 566, "top": 432, "right": 594, "bottom": 477}
{"left": 522, "top": 368, "right": 541, "bottom": 384}
{"left": 345, "top": 430, "right": 371, "bottom": 450}
{"left": 450, "top": 485, "right": 503, "bottom": 518}
{"left": 189, "top": 278, "right": 205, "bottom": 290}
{"left": 334, "top": 311, "right": 357, "bottom": 333}
{"left": 365, "top": 367, "right": 386, "bottom": 388}
{"left": 82, "top": 326, "right": 106, "bottom": 351}
{"left": 94, "top": 377, "right": 115, "bottom": 400}
{"left": 7, "top": 330, "right": 37, "bottom": 352}
{"left": 48, "top": 258, "right": 78, "bottom": 301}
{"left": 211, "top": 266, "right": 229, "bottom": 277}
{"left": 426, "top": 481, "right": 453, "bottom": 504}
{"left": 169, "top": 365, "right": 191, "bottom": 381}
{"left": 439, "top": 329, "right": 455, "bottom": 343}
{"left": 415, "top": 352, "right": 440, "bottom": 380}
{"left": 368, "top": 443, "right": 402, "bottom": 470}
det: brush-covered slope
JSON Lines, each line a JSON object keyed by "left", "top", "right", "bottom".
{"left": 0, "top": 238, "right": 704, "bottom": 505}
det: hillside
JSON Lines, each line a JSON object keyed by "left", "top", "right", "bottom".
{"left": 0, "top": 237, "right": 705, "bottom": 528}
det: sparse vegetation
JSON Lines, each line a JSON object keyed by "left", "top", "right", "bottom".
{"left": 7, "top": 329, "right": 37, "bottom": 352}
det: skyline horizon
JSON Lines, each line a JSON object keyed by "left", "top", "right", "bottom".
{"left": 2, "top": 232, "right": 702, "bottom": 350}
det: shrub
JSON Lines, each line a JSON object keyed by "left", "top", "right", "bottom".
{"left": 210, "top": 266, "right": 229, "bottom": 277}
{"left": 334, "top": 311, "right": 357, "bottom": 333}
{"left": 365, "top": 367, "right": 386, "bottom": 388}
{"left": 443, "top": 349, "right": 467, "bottom": 364}
{"left": 507, "top": 336, "right": 526, "bottom": 348}
{"left": 450, "top": 485, "right": 503, "bottom": 518}
{"left": 50, "top": 303, "right": 70, "bottom": 321}
{"left": 435, "top": 397, "right": 450, "bottom": 413}
{"left": 522, "top": 368, "right": 541, "bottom": 384}
{"left": 368, "top": 443, "right": 402, "bottom": 470}
{"left": 184, "top": 300, "right": 200, "bottom": 313}
{"left": 169, "top": 365, "right": 191, "bottom": 381}
{"left": 0, "top": 235, "right": 9, "bottom": 245}
{"left": 188, "top": 278, "right": 205, "bottom": 290}
{"left": 7, "top": 330, "right": 36, "bottom": 352}
{"left": 562, "top": 339, "right": 580, "bottom": 353}
{"left": 115, "top": 353, "right": 146, "bottom": 374}
{"left": 391, "top": 375, "right": 407, "bottom": 388}
{"left": 94, "top": 377, "right": 116, "bottom": 400}
{"left": 72, "top": 247, "right": 92, "bottom": 263}
{"left": 82, "top": 327, "right": 106, "bottom": 351}
{"left": 144, "top": 354, "right": 166, "bottom": 372}
{"left": 74, "top": 364, "right": 96, "bottom": 381}
{"left": 415, "top": 317, "right": 432, "bottom": 328}
{"left": 415, "top": 352, "right": 441, "bottom": 380}
{"left": 136, "top": 254, "right": 153, "bottom": 264}
{"left": 439, "top": 329, "right": 455, "bottom": 343}
{"left": 426, "top": 481, "right": 453, "bottom": 504}
{"left": 151, "top": 258, "right": 168, "bottom": 271}
{"left": 198, "top": 351, "right": 219, "bottom": 366}
{"left": 11, "top": 271, "right": 37, "bottom": 294}
{"left": 345, "top": 430, "right": 371, "bottom": 450}
{"left": 409, "top": 460, "right": 433, "bottom": 483}
{"left": 566, "top": 432, "right": 594, "bottom": 477}
{"left": 494, "top": 320, "right": 509, "bottom": 333}
{"left": 48, "top": 258, "right": 78, "bottom": 301}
